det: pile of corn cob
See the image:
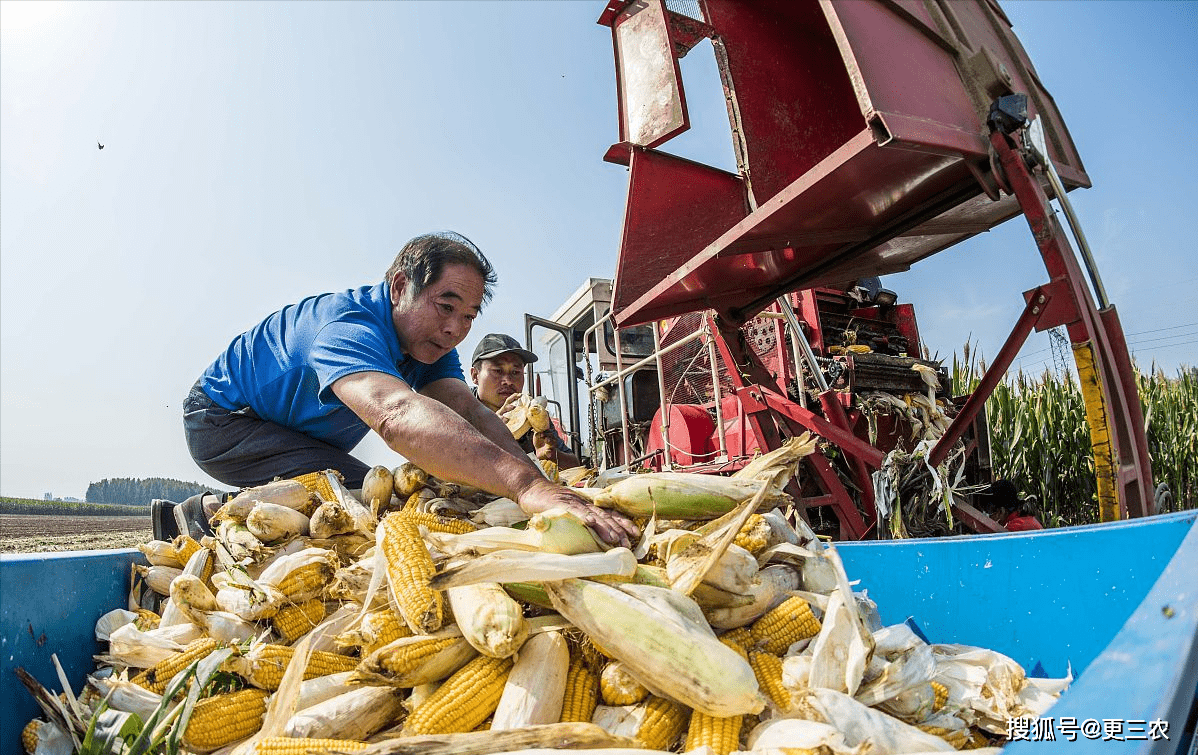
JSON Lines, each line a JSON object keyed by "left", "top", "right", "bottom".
{"left": 19, "top": 436, "right": 1069, "bottom": 755}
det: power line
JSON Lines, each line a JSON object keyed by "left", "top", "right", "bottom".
{"left": 1126, "top": 321, "right": 1198, "bottom": 337}
{"left": 1127, "top": 331, "right": 1198, "bottom": 347}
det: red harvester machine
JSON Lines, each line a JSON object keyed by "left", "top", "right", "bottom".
{"left": 525, "top": 0, "right": 1154, "bottom": 539}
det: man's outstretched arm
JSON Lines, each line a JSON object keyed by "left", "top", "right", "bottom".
{"left": 332, "top": 370, "right": 636, "bottom": 546}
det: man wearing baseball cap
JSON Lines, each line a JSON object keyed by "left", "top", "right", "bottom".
{"left": 470, "top": 333, "right": 581, "bottom": 469}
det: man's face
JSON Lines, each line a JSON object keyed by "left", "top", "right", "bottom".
{"left": 390, "top": 263, "right": 484, "bottom": 364}
{"left": 471, "top": 352, "right": 526, "bottom": 410}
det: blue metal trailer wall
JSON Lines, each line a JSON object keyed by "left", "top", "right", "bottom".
{"left": 1, "top": 548, "right": 145, "bottom": 752}
{"left": 0, "top": 513, "right": 1193, "bottom": 753}
{"left": 838, "top": 510, "right": 1197, "bottom": 678}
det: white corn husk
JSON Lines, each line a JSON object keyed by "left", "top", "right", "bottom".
{"left": 855, "top": 644, "right": 935, "bottom": 707}
{"left": 447, "top": 582, "right": 529, "bottom": 658}
{"left": 328, "top": 552, "right": 380, "bottom": 606}
{"left": 704, "top": 564, "right": 800, "bottom": 629}
{"left": 95, "top": 609, "right": 138, "bottom": 641}
{"left": 782, "top": 653, "right": 814, "bottom": 695}
{"left": 86, "top": 675, "right": 163, "bottom": 721}
{"left": 584, "top": 472, "right": 791, "bottom": 519}
{"left": 731, "top": 432, "right": 818, "bottom": 489}
{"left": 214, "top": 581, "right": 285, "bottom": 622}
{"left": 393, "top": 462, "right": 429, "bottom": 498}
{"left": 591, "top": 705, "right": 668, "bottom": 745}
{"left": 137, "top": 540, "right": 184, "bottom": 568}
{"left": 491, "top": 630, "right": 569, "bottom": 729}
{"left": 306, "top": 601, "right": 363, "bottom": 654}
{"left": 215, "top": 520, "right": 270, "bottom": 564}
{"left": 545, "top": 579, "right": 764, "bottom": 717}
{"left": 470, "top": 497, "right": 528, "bottom": 528}
{"left": 294, "top": 671, "right": 358, "bottom": 712}
{"left": 283, "top": 684, "right": 406, "bottom": 740}
{"left": 23, "top": 718, "right": 72, "bottom": 755}
{"left": 135, "top": 564, "right": 181, "bottom": 595}
{"left": 931, "top": 644, "right": 1044, "bottom": 733}
{"left": 361, "top": 465, "right": 395, "bottom": 513}
{"left": 325, "top": 471, "right": 376, "bottom": 535}
{"left": 668, "top": 542, "right": 757, "bottom": 594}
{"left": 309, "top": 499, "right": 356, "bottom": 539}
{"left": 430, "top": 548, "right": 637, "bottom": 590}
{"left": 874, "top": 623, "right": 927, "bottom": 658}
{"left": 877, "top": 682, "right": 938, "bottom": 723}
{"left": 246, "top": 501, "right": 311, "bottom": 543}
{"left": 761, "top": 510, "right": 799, "bottom": 547}
{"left": 808, "top": 587, "right": 871, "bottom": 696}
{"left": 803, "top": 688, "right": 956, "bottom": 753}
{"left": 103, "top": 622, "right": 190, "bottom": 669}
{"left": 427, "top": 507, "right": 604, "bottom": 557}
{"left": 169, "top": 574, "right": 220, "bottom": 617}
{"left": 219, "top": 480, "right": 316, "bottom": 521}
{"left": 746, "top": 717, "right": 863, "bottom": 755}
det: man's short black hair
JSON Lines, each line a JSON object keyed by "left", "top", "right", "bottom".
{"left": 385, "top": 231, "right": 497, "bottom": 305}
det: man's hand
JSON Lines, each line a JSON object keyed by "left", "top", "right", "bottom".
{"left": 532, "top": 429, "right": 559, "bottom": 462}
{"left": 496, "top": 392, "right": 524, "bottom": 426}
{"left": 517, "top": 479, "right": 638, "bottom": 549}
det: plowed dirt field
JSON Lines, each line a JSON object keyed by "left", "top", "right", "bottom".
{"left": 0, "top": 514, "right": 152, "bottom": 553}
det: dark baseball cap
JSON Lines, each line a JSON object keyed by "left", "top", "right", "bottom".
{"left": 471, "top": 333, "right": 538, "bottom": 365}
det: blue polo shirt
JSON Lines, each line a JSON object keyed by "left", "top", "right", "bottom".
{"left": 199, "top": 281, "right": 464, "bottom": 451}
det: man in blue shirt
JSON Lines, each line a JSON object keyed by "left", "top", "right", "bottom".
{"left": 183, "top": 232, "right": 635, "bottom": 546}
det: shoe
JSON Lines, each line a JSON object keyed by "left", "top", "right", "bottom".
{"left": 151, "top": 498, "right": 181, "bottom": 541}
{"left": 172, "top": 492, "right": 219, "bottom": 541}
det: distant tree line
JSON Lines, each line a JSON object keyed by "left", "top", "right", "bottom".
{"left": 86, "top": 477, "right": 223, "bottom": 506}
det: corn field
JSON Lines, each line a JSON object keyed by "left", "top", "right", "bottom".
{"left": 953, "top": 346, "right": 1196, "bottom": 527}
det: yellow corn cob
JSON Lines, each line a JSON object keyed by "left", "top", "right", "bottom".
{"left": 633, "top": 696, "right": 689, "bottom": 750}
{"left": 749, "top": 651, "right": 790, "bottom": 712}
{"left": 292, "top": 470, "right": 342, "bottom": 503}
{"left": 134, "top": 608, "right": 160, "bottom": 631}
{"left": 379, "top": 513, "right": 442, "bottom": 634}
{"left": 720, "top": 627, "right": 753, "bottom": 652}
{"left": 131, "top": 637, "right": 219, "bottom": 694}
{"left": 21, "top": 719, "right": 43, "bottom": 755}
{"left": 719, "top": 633, "right": 750, "bottom": 662}
{"left": 356, "top": 607, "right": 413, "bottom": 656}
{"left": 473, "top": 717, "right": 492, "bottom": 732}
{"left": 599, "top": 661, "right": 648, "bottom": 706}
{"left": 750, "top": 595, "right": 821, "bottom": 654}
{"left": 402, "top": 655, "right": 513, "bottom": 735}
{"left": 250, "top": 737, "right": 369, "bottom": 755}
{"left": 539, "top": 458, "right": 560, "bottom": 483}
{"left": 182, "top": 687, "right": 269, "bottom": 752}
{"left": 274, "top": 561, "right": 333, "bottom": 603}
{"left": 396, "top": 509, "right": 477, "bottom": 535}
{"left": 271, "top": 599, "right": 327, "bottom": 644}
{"left": 931, "top": 680, "right": 949, "bottom": 711}
{"left": 243, "top": 645, "right": 359, "bottom": 691}
{"left": 685, "top": 711, "right": 743, "bottom": 755}
{"left": 402, "top": 490, "right": 424, "bottom": 511}
{"left": 559, "top": 655, "right": 600, "bottom": 723}
{"left": 733, "top": 514, "right": 770, "bottom": 555}
{"left": 374, "top": 634, "right": 462, "bottom": 677}
{"left": 172, "top": 534, "right": 203, "bottom": 566}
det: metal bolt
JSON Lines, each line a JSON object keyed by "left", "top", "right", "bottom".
{"left": 1037, "top": 295, "right": 1046, "bottom": 304}
{"left": 1032, "top": 306, "right": 1040, "bottom": 315}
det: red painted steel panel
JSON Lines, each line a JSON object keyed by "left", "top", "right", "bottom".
{"left": 605, "top": 0, "right": 1092, "bottom": 327}
{"left": 611, "top": 147, "right": 747, "bottom": 319}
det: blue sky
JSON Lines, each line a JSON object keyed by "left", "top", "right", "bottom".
{"left": 2, "top": 1, "right": 1195, "bottom": 500}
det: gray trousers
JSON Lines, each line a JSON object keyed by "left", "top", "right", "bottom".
{"left": 183, "top": 381, "right": 371, "bottom": 489}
